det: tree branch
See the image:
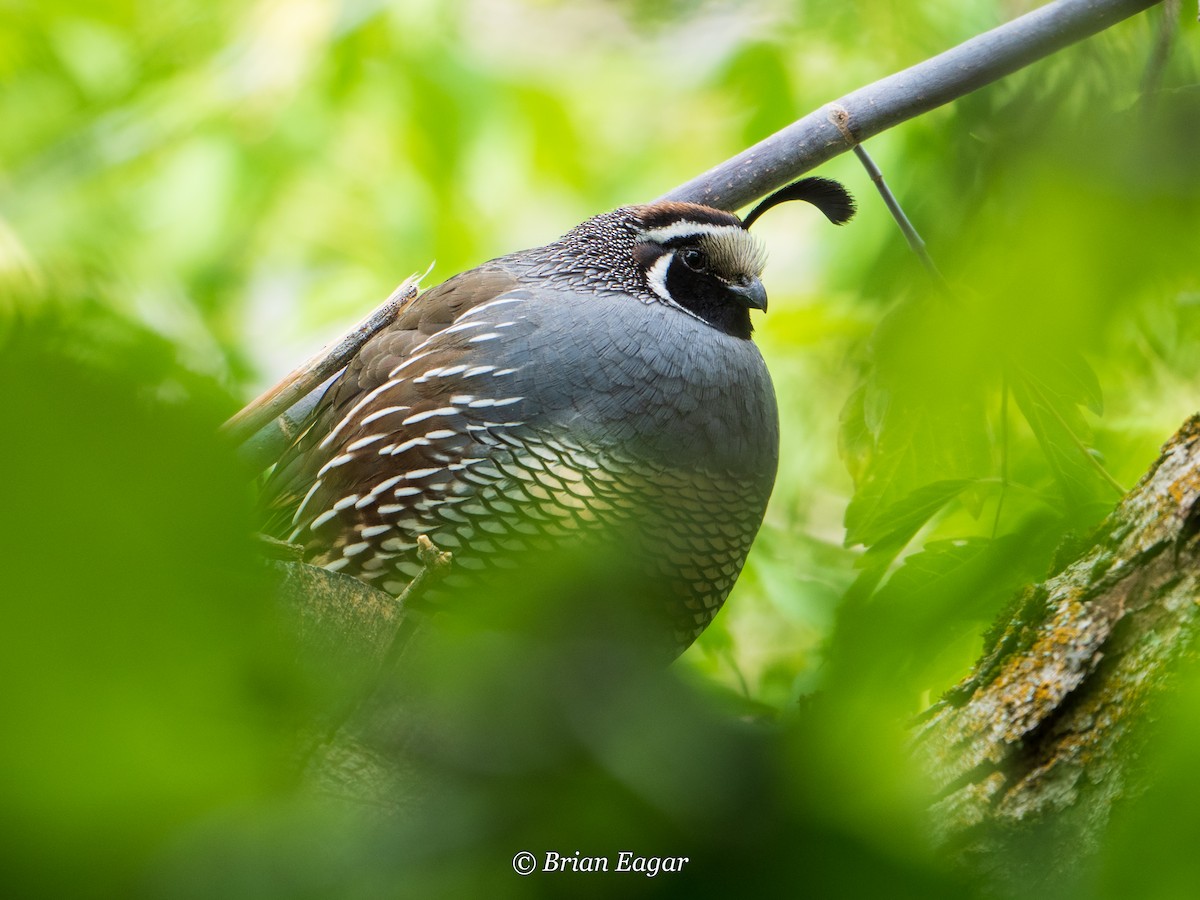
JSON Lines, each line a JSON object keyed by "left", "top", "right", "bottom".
{"left": 660, "top": 0, "right": 1163, "bottom": 210}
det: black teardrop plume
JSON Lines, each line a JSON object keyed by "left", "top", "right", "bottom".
{"left": 741, "top": 177, "right": 856, "bottom": 228}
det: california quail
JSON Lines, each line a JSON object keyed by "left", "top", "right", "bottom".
{"left": 261, "top": 178, "right": 854, "bottom": 655}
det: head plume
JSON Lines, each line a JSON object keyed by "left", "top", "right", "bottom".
{"left": 741, "top": 177, "right": 856, "bottom": 229}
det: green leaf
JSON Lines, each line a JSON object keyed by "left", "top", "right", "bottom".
{"left": 833, "top": 537, "right": 1036, "bottom": 694}
{"left": 1008, "top": 351, "right": 1120, "bottom": 505}
{"left": 838, "top": 382, "right": 874, "bottom": 488}
{"left": 840, "top": 294, "right": 992, "bottom": 548}
{"left": 1048, "top": 351, "right": 1104, "bottom": 416}
{"left": 847, "top": 479, "right": 976, "bottom": 549}
{"left": 843, "top": 479, "right": 982, "bottom": 607}
{"left": 876, "top": 537, "right": 1010, "bottom": 612}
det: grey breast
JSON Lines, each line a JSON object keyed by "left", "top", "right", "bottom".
{"left": 440, "top": 288, "right": 781, "bottom": 645}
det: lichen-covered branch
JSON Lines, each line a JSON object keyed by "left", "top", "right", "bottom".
{"left": 915, "top": 415, "right": 1200, "bottom": 879}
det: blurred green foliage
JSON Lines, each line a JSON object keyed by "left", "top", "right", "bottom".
{"left": 0, "top": 305, "right": 309, "bottom": 897}
{"left": 2, "top": 0, "right": 1199, "bottom": 896}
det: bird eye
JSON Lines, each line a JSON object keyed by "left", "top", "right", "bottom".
{"left": 680, "top": 248, "right": 708, "bottom": 272}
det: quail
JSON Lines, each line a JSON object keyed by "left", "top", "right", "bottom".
{"left": 261, "top": 177, "right": 855, "bottom": 655}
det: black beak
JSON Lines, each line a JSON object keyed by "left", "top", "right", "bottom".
{"left": 728, "top": 276, "right": 768, "bottom": 312}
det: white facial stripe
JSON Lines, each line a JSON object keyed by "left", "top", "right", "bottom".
{"left": 646, "top": 254, "right": 672, "bottom": 302}
{"left": 641, "top": 221, "right": 746, "bottom": 244}
{"left": 642, "top": 251, "right": 710, "bottom": 328}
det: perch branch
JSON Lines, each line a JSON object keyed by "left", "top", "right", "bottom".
{"left": 283, "top": 535, "right": 454, "bottom": 807}
{"left": 660, "top": 0, "right": 1163, "bottom": 209}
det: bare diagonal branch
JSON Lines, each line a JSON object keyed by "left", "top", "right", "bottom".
{"left": 662, "top": 0, "right": 1163, "bottom": 211}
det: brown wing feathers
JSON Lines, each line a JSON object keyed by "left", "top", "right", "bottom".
{"left": 259, "top": 265, "right": 522, "bottom": 542}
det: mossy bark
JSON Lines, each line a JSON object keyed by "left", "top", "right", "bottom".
{"left": 915, "top": 416, "right": 1200, "bottom": 879}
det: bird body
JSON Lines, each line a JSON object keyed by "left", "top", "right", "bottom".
{"left": 262, "top": 183, "right": 853, "bottom": 654}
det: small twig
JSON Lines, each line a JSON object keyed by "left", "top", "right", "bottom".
{"left": 380, "top": 534, "right": 455, "bottom": 668}
{"left": 992, "top": 378, "right": 1011, "bottom": 539}
{"left": 849, "top": 141, "right": 952, "bottom": 293}
{"left": 221, "top": 275, "right": 423, "bottom": 446}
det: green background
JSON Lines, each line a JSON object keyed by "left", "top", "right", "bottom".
{"left": 2, "top": 1, "right": 1198, "bottom": 896}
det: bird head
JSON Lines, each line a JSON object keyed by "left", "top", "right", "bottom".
{"left": 625, "top": 177, "right": 856, "bottom": 339}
